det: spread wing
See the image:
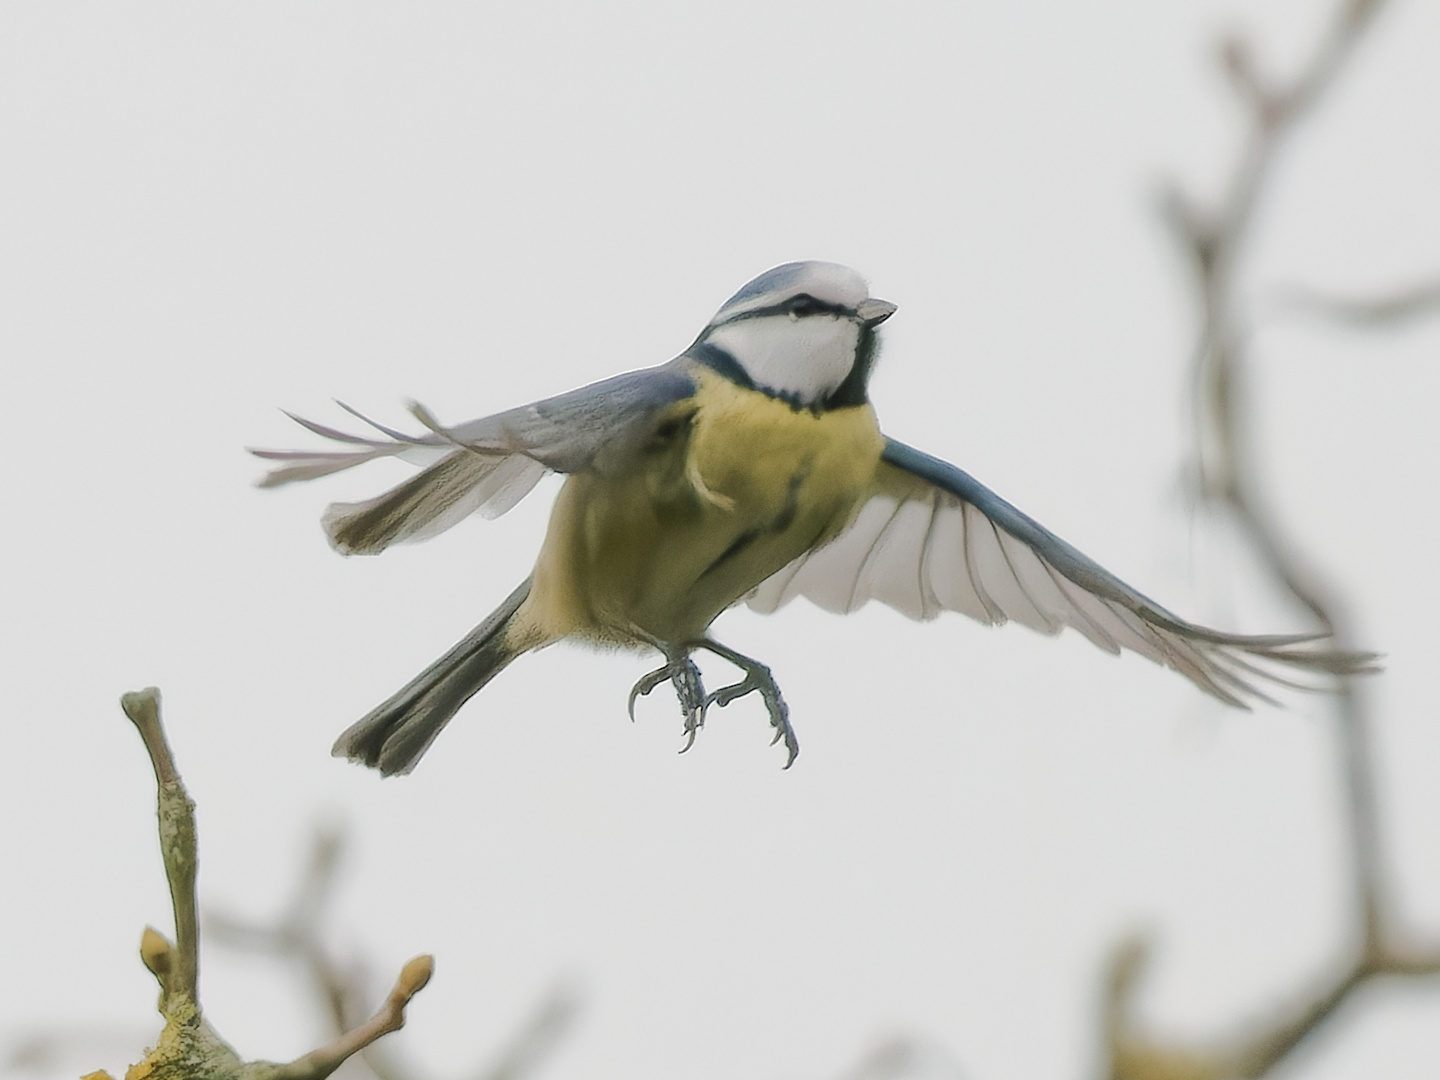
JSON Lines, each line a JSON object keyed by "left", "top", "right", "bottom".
{"left": 746, "top": 438, "right": 1374, "bottom": 706}
{"left": 252, "top": 363, "right": 696, "bottom": 555}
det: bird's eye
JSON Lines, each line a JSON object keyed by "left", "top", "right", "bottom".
{"left": 786, "top": 294, "right": 823, "bottom": 318}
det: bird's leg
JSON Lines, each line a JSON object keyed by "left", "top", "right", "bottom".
{"left": 627, "top": 648, "right": 710, "bottom": 754}
{"left": 692, "top": 640, "right": 799, "bottom": 768}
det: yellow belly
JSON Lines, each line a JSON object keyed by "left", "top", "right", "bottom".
{"left": 522, "top": 366, "right": 885, "bottom": 646}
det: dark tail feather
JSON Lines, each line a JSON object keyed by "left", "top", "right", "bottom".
{"left": 332, "top": 578, "right": 533, "bottom": 776}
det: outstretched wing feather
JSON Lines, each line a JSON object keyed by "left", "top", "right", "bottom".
{"left": 253, "top": 362, "right": 697, "bottom": 554}
{"left": 744, "top": 437, "right": 1376, "bottom": 704}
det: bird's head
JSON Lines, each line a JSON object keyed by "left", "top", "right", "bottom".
{"left": 686, "top": 261, "right": 896, "bottom": 411}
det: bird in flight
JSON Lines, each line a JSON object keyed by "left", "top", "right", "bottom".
{"left": 254, "top": 261, "right": 1371, "bottom": 776}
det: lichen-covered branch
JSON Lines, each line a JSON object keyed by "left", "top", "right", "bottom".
{"left": 121, "top": 688, "right": 200, "bottom": 1014}
{"left": 91, "top": 688, "right": 433, "bottom": 1080}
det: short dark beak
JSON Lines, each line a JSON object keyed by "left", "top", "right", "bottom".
{"left": 856, "top": 298, "right": 897, "bottom": 326}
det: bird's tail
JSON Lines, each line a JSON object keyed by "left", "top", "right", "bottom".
{"left": 332, "top": 578, "right": 534, "bottom": 776}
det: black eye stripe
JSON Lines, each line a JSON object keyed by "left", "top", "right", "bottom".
{"left": 715, "top": 296, "right": 853, "bottom": 325}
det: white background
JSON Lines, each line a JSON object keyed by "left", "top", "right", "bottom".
{"left": 2, "top": 3, "right": 1438, "bottom": 1078}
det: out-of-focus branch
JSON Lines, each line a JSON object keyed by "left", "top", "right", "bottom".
{"left": 1104, "top": 936, "right": 1440, "bottom": 1080}
{"left": 469, "top": 987, "right": 579, "bottom": 1080}
{"left": 207, "top": 824, "right": 373, "bottom": 1040}
{"left": 834, "top": 1034, "right": 967, "bottom": 1080}
{"left": 1163, "top": 0, "right": 1386, "bottom": 922}
{"left": 91, "top": 688, "right": 433, "bottom": 1080}
{"left": 207, "top": 823, "right": 579, "bottom": 1080}
{"left": 2, "top": 1028, "right": 150, "bottom": 1074}
{"left": 1269, "top": 277, "right": 1440, "bottom": 327}
{"left": 1103, "top": 2, "right": 1440, "bottom": 1076}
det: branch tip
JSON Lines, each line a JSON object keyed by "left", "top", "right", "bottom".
{"left": 120, "top": 686, "right": 161, "bottom": 725}
{"left": 121, "top": 687, "right": 179, "bottom": 787}
{"left": 397, "top": 954, "right": 435, "bottom": 999}
{"left": 263, "top": 952, "right": 435, "bottom": 1080}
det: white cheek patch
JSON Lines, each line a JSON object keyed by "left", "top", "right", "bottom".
{"left": 706, "top": 315, "right": 859, "bottom": 403}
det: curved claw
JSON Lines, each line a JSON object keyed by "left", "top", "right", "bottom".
{"left": 628, "top": 653, "right": 712, "bottom": 755}
{"left": 669, "top": 655, "right": 708, "bottom": 755}
{"left": 765, "top": 684, "right": 799, "bottom": 770}
{"left": 630, "top": 643, "right": 799, "bottom": 767}
{"left": 693, "top": 643, "right": 800, "bottom": 768}
{"left": 627, "top": 664, "right": 673, "bottom": 722}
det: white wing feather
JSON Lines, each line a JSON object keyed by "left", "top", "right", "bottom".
{"left": 746, "top": 440, "right": 1374, "bottom": 705}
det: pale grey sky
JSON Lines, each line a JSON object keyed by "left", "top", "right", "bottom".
{"left": 2, "top": 3, "right": 1438, "bottom": 1078}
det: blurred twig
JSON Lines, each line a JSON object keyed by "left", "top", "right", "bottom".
{"left": 1268, "top": 277, "right": 1440, "bottom": 327}
{"left": 208, "top": 824, "right": 372, "bottom": 1041}
{"left": 834, "top": 1034, "right": 967, "bottom": 1080}
{"left": 208, "top": 823, "right": 579, "bottom": 1080}
{"left": 1103, "top": 3, "right": 1440, "bottom": 1077}
{"left": 2, "top": 1029, "right": 149, "bottom": 1075}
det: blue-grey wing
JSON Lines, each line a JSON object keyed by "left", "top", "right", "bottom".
{"left": 746, "top": 438, "right": 1371, "bottom": 705}
{"left": 252, "top": 363, "right": 696, "bottom": 555}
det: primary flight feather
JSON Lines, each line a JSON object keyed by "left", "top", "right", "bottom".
{"left": 254, "top": 261, "right": 1373, "bottom": 775}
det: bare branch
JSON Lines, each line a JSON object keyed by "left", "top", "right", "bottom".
{"left": 467, "top": 984, "right": 581, "bottom": 1080}
{"left": 1105, "top": 0, "right": 1440, "bottom": 1074}
{"left": 1104, "top": 933, "right": 1440, "bottom": 1080}
{"left": 2, "top": 1027, "right": 150, "bottom": 1074}
{"left": 207, "top": 821, "right": 579, "bottom": 1080}
{"left": 835, "top": 1034, "right": 967, "bottom": 1080}
{"left": 1269, "top": 278, "right": 1440, "bottom": 327}
{"left": 121, "top": 688, "right": 200, "bottom": 1013}
{"left": 1169, "top": 0, "right": 1389, "bottom": 940}
{"left": 251, "top": 955, "right": 434, "bottom": 1080}
{"left": 102, "top": 689, "right": 433, "bottom": 1080}
{"left": 207, "top": 823, "right": 373, "bottom": 1037}
{"left": 1169, "top": 0, "right": 1389, "bottom": 921}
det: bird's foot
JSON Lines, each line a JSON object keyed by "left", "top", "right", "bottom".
{"left": 696, "top": 642, "right": 799, "bottom": 769}
{"left": 629, "top": 643, "right": 799, "bottom": 767}
{"left": 628, "top": 652, "right": 710, "bottom": 754}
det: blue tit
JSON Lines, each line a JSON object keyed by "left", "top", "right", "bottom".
{"left": 254, "top": 261, "right": 1373, "bottom": 776}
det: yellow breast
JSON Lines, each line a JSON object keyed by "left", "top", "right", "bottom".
{"left": 524, "top": 365, "right": 886, "bottom": 646}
